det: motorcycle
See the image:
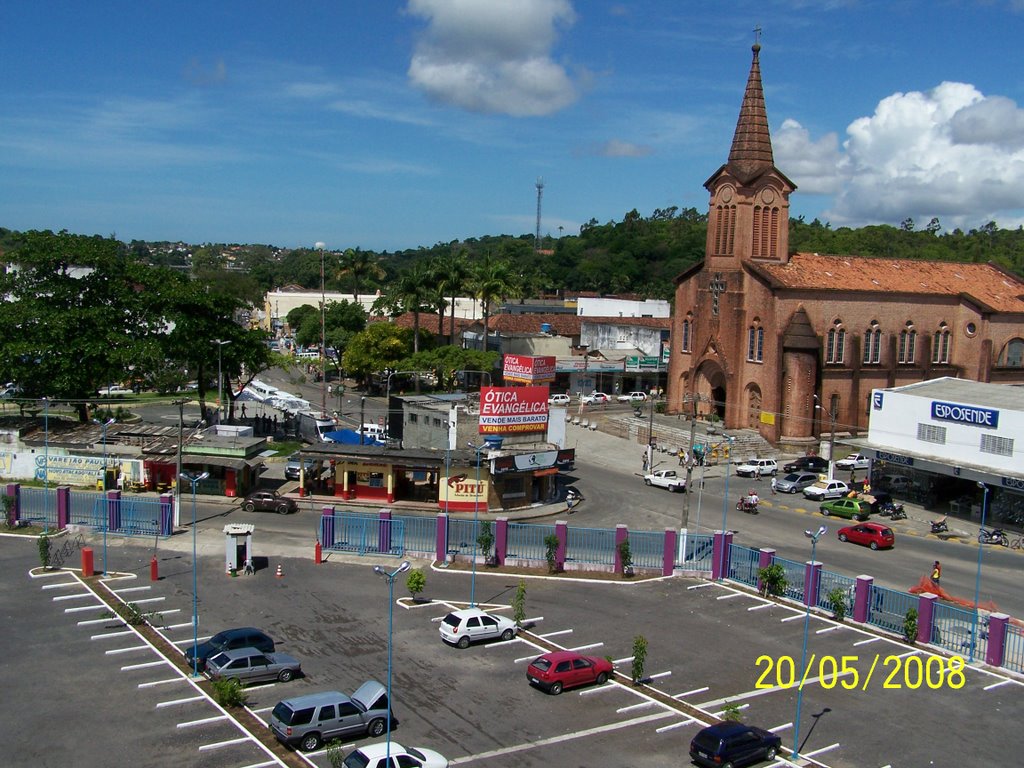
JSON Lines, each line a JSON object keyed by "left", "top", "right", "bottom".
{"left": 978, "top": 527, "right": 1009, "bottom": 546}
{"left": 930, "top": 517, "right": 949, "bottom": 534}
{"left": 736, "top": 497, "right": 759, "bottom": 514}
{"left": 878, "top": 500, "right": 905, "bottom": 519}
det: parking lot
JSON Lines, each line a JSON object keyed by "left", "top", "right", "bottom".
{"left": 4, "top": 533, "right": 1023, "bottom": 767}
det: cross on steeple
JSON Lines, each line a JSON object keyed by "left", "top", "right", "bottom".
{"left": 709, "top": 273, "right": 726, "bottom": 315}
{"left": 753, "top": 25, "right": 762, "bottom": 45}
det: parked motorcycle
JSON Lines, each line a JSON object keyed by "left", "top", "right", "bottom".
{"left": 930, "top": 517, "right": 949, "bottom": 534}
{"left": 978, "top": 527, "right": 1009, "bottom": 546}
{"left": 736, "top": 497, "right": 759, "bottom": 514}
{"left": 878, "top": 500, "right": 906, "bottom": 519}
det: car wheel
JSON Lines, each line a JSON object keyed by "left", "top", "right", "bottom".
{"left": 368, "top": 718, "right": 386, "bottom": 738}
{"left": 856, "top": 514, "right": 869, "bottom": 522}
{"left": 596, "top": 672, "right": 608, "bottom": 685}
{"left": 457, "top": 635, "right": 470, "bottom": 649}
{"left": 300, "top": 733, "right": 321, "bottom": 752}
{"left": 549, "top": 682, "right": 563, "bottom": 695}
{"left": 870, "top": 541, "right": 879, "bottom": 550}
{"left": 278, "top": 668, "right": 294, "bottom": 682}
{"left": 501, "top": 628, "right": 515, "bottom": 641}
{"left": 644, "top": 479, "right": 651, "bottom": 486}
{"left": 765, "top": 746, "right": 777, "bottom": 760}
{"left": 838, "top": 533, "right": 848, "bottom": 542}
{"left": 243, "top": 502, "right": 256, "bottom": 513}
{"left": 276, "top": 505, "right": 290, "bottom": 515}
{"left": 722, "top": 762, "right": 734, "bottom": 768}
{"left": 821, "top": 508, "right": 830, "bottom": 516}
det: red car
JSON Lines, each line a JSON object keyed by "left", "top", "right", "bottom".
{"left": 526, "top": 651, "right": 614, "bottom": 695}
{"left": 838, "top": 522, "right": 895, "bottom": 550}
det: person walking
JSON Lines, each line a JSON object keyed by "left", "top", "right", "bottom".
{"left": 931, "top": 561, "right": 942, "bottom": 587}
{"left": 770, "top": 475, "right": 777, "bottom": 495}
{"left": 642, "top": 452, "right": 649, "bottom": 473}
{"left": 240, "top": 403, "right": 247, "bottom": 419}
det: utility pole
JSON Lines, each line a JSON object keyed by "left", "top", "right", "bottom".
{"left": 681, "top": 393, "right": 701, "bottom": 530}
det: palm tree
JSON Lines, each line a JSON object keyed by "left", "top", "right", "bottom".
{"left": 336, "top": 248, "right": 385, "bottom": 305}
{"left": 469, "top": 254, "right": 518, "bottom": 351}
{"left": 432, "top": 250, "right": 469, "bottom": 346}
{"left": 373, "top": 262, "right": 433, "bottom": 353}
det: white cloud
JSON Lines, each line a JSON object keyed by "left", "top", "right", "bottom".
{"left": 596, "top": 139, "right": 652, "bottom": 158}
{"left": 405, "top": 0, "right": 579, "bottom": 116}
{"left": 782, "top": 82, "right": 1024, "bottom": 230}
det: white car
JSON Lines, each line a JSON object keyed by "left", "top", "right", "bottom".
{"left": 548, "top": 393, "right": 571, "bottom": 406}
{"left": 581, "top": 392, "right": 610, "bottom": 405}
{"left": 439, "top": 607, "right": 518, "bottom": 649}
{"left": 835, "top": 453, "right": 870, "bottom": 471}
{"left": 735, "top": 458, "right": 778, "bottom": 478}
{"left": 643, "top": 469, "right": 687, "bottom": 492}
{"left": 342, "top": 742, "right": 449, "bottom": 768}
{"left": 616, "top": 391, "right": 648, "bottom": 403}
{"left": 803, "top": 480, "right": 850, "bottom": 500}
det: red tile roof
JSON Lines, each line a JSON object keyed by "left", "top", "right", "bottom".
{"left": 751, "top": 253, "right": 1024, "bottom": 313}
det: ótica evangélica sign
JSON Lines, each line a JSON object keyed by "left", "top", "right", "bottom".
{"left": 479, "top": 386, "right": 549, "bottom": 434}
{"left": 930, "top": 400, "right": 999, "bottom": 429}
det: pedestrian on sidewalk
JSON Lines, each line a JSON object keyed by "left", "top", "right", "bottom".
{"left": 642, "top": 452, "right": 648, "bottom": 472}
{"left": 770, "top": 475, "right": 777, "bottom": 495}
{"left": 240, "top": 403, "right": 247, "bottom": 419}
{"left": 931, "top": 561, "right": 942, "bottom": 587}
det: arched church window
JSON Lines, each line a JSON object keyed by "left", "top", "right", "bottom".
{"left": 747, "top": 321, "right": 764, "bottom": 363}
{"left": 826, "top": 320, "right": 846, "bottom": 364}
{"left": 932, "top": 323, "right": 951, "bottom": 364}
{"left": 681, "top": 313, "right": 693, "bottom": 353}
{"left": 998, "top": 338, "right": 1024, "bottom": 367}
{"left": 863, "top": 322, "right": 882, "bottom": 365}
{"left": 898, "top": 322, "right": 917, "bottom": 364}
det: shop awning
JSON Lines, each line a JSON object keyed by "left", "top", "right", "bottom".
{"left": 533, "top": 468, "right": 559, "bottom": 477}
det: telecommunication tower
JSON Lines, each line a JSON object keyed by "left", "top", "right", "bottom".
{"left": 534, "top": 177, "right": 544, "bottom": 252}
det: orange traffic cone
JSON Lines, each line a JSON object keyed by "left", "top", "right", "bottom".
{"left": 275, "top": 563, "right": 283, "bottom": 578}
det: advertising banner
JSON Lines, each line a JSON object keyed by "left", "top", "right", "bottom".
{"left": 503, "top": 355, "right": 556, "bottom": 384}
{"left": 479, "top": 386, "right": 549, "bottom": 434}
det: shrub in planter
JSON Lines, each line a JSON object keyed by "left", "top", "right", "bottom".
{"left": 477, "top": 520, "right": 496, "bottom": 566}
{"left": 544, "top": 534, "right": 560, "bottom": 574}
{"left": 211, "top": 677, "right": 248, "bottom": 708}
{"left": 512, "top": 579, "right": 527, "bottom": 626}
{"left": 903, "top": 607, "right": 918, "bottom": 645}
{"left": 631, "top": 634, "right": 648, "bottom": 684}
{"left": 618, "top": 537, "right": 634, "bottom": 577}
{"left": 38, "top": 533, "right": 51, "bottom": 569}
{"left": 757, "top": 563, "right": 787, "bottom": 597}
{"left": 406, "top": 567, "right": 427, "bottom": 601}
{"left": 721, "top": 701, "right": 742, "bottom": 722}
{"left": 826, "top": 587, "right": 848, "bottom": 622}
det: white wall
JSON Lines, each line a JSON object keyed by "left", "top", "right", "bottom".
{"left": 576, "top": 297, "right": 670, "bottom": 318}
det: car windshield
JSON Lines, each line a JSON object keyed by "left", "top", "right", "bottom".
{"left": 342, "top": 751, "right": 371, "bottom": 768}
{"left": 531, "top": 657, "right": 552, "bottom": 671}
{"left": 209, "top": 631, "right": 231, "bottom": 648}
{"left": 783, "top": 474, "right": 800, "bottom": 481}
{"left": 208, "top": 652, "right": 229, "bottom": 668}
{"left": 692, "top": 732, "right": 724, "bottom": 751}
{"left": 271, "top": 702, "right": 295, "bottom": 725}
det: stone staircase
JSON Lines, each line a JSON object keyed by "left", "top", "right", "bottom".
{"left": 595, "top": 412, "right": 779, "bottom": 462}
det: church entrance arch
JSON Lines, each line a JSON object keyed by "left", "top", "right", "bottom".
{"left": 694, "top": 360, "right": 727, "bottom": 421}
{"left": 745, "top": 384, "right": 763, "bottom": 430}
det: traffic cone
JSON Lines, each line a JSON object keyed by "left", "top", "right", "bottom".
{"left": 275, "top": 563, "right": 283, "bottom": 578}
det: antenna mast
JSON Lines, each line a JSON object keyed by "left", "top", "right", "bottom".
{"left": 534, "top": 177, "right": 544, "bottom": 252}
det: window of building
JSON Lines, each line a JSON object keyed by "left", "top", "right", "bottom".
{"left": 980, "top": 434, "right": 1014, "bottom": 457}
{"left": 752, "top": 205, "right": 780, "bottom": 258}
{"left": 713, "top": 205, "right": 736, "bottom": 255}
{"left": 917, "top": 423, "right": 946, "bottom": 445}
{"left": 997, "top": 338, "right": 1024, "bottom": 367}
{"left": 898, "top": 322, "right": 917, "bottom": 364}
{"left": 932, "top": 323, "right": 951, "bottom": 364}
{"left": 863, "top": 322, "right": 882, "bottom": 364}
{"left": 826, "top": 320, "right": 846, "bottom": 364}
{"left": 433, "top": 418, "right": 443, "bottom": 427}
{"left": 408, "top": 414, "right": 418, "bottom": 424}
{"left": 681, "top": 314, "right": 692, "bottom": 353}
{"left": 747, "top": 323, "right": 764, "bottom": 362}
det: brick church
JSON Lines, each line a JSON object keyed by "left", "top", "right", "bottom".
{"left": 666, "top": 43, "right": 1024, "bottom": 449}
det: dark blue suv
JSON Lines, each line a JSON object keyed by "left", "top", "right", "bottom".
{"left": 689, "top": 721, "right": 781, "bottom": 767}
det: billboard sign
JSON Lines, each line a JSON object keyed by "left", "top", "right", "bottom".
{"left": 503, "top": 355, "right": 556, "bottom": 384}
{"left": 479, "top": 386, "right": 549, "bottom": 434}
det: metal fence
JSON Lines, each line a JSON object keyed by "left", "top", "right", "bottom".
{"left": 69, "top": 491, "right": 106, "bottom": 528}
{"left": 931, "top": 602, "right": 982, "bottom": 657}
{"left": 446, "top": 518, "right": 480, "bottom": 556}
{"left": 1003, "top": 623, "right": 1024, "bottom": 674}
{"left": 629, "top": 530, "right": 665, "bottom": 570}
{"left": 398, "top": 515, "right": 436, "bottom": 556}
{"left": 320, "top": 512, "right": 405, "bottom": 556}
{"left": 728, "top": 544, "right": 761, "bottom": 587}
{"left": 19, "top": 487, "right": 57, "bottom": 527}
{"left": 566, "top": 526, "right": 615, "bottom": 566}
{"left": 506, "top": 522, "right": 554, "bottom": 562}
{"left": 867, "top": 584, "right": 917, "bottom": 636}
{"left": 773, "top": 556, "right": 806, "bottom": 602}
{"left": 117, "top": 497, "right": 164, "bottom": 537}
{"left": 816, "top": 569, "right": 857, "bottom": 614}
{"left": 679, "top": 533, "right": 715, "bottom": 571}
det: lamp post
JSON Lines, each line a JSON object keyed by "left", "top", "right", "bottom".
{"left": 719, "top": 433, "right": 735, "bottom": 550}
{"left": 211, "top": 339, "right": 232, "bottom": 422}
{"left": 93, "top": 417, "right": 115, "bottom": 575}
{"left": 373, "top": 560, "right": 410, "bottom": 765}
{"left": 794, "top": 524, "right": 828, "bottom": 760}
{"left": 316, "top": 241, "right": 327, "bottom": 418}
{"left": 971, "top": 481, "right": 990, "bottom": 663}
{"left": 467, "top": 441, "right": 486, "bottom": 607}
{"left": 814, "top": 394, "right": 837, "bottom": 480}
{"left": 180, "top": 470, "right": 209, "bottom": 677}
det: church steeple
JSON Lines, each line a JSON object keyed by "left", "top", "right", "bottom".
{"left": 727, "top": 43, "right": 774, "bottom": 183}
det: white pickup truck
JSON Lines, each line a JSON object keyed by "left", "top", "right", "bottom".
{"left": 643, "top": 469, "right": 687, "bottom": 492}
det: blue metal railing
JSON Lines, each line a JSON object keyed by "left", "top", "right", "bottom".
{"left": 629, "top": 530, "right": 664, "bottom": 570}
{"left": 1002, "top": 623, "right": 1024, "bottom": 674}
{"left": 867, "top": 585, "right": 917, "bottom": 636}
{"left": 931, "top": 602, "right": 982, "bottom": 656}
{"left": 773, "top": 556, "right": 806, "bottom": 602}
{"left": 397, "top": 515, "right": 435, "bottom": 556}
{"left": 816, "top": 569, "right": 856, "bottom": 614}
{"left": 728, "top": 544, "right": 761, "bottom": 587}
{"left": 506, "top": 522, "right": 553, "bottom": 562}
{"left": 320, "top": 513, "right": 405, "bottom": 556}
{"left": 20, "top": 487, "right": 57, "bottom": 527}
{"left": 446, "top": 518, "right": 480, "bottom": 555}
{"left": 566, "top": 526, "right": 615, "bottom": 565}
{"left": 680, "top": 533, "right": 715, "bottom": 571}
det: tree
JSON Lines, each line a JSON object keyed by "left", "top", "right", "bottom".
{"left": 373, "top": 262, "right": 434, "bottom": 353}
{"left": 469, "top": 254, "right": 518, "bottom": 351}
{"left": 432, "top": 250, "right": 470, "bottom": 346}
{"left": 342, "top": 323, "right": 415, "bottom": 386}
{"left": 337, "top": 248, "right": 385, "bottom": 303}
{"left": 400, "top": 346, "right": 497, "bottom": 391}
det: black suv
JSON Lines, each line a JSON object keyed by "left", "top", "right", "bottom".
{"left": 242, "top": 489, "right": 298, "bottom": 515}
{"left": 782, "top": 455, "right": 830, "bottom": 474}
{"left": 184, "top": 627, "right": 275, "bottom": 673}
{"left": 690, "top": 721, "right": 781, "bottom": 768}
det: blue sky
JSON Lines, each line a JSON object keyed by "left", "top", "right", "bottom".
{"left": 2, "top": 1, "right": 1023, "bottom": 253}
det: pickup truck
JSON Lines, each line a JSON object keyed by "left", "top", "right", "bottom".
{"left": 643, "top": 469, "right": 687, "bottom": 493}
{"left": 819, "top": 497, "right": 870, "bottom": 521}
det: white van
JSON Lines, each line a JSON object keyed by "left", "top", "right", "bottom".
{"left": 295, "top": 350, "right": 321, "bottom": 361}
{"left": 360, "top": 423, "right": 387, "bottom": 440}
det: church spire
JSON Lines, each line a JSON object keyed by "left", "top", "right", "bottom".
{"left": 727, "top": 42, "right": 774, "bottom": 183}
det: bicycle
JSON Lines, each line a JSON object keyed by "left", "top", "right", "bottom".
{"left": 1010, "top": 535, "right": 1024, "bottom": 550}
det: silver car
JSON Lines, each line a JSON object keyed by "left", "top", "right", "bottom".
{"left": 206, "top": 647, "right": 301, "bottom": 684}
{"left": 774, "top": 472, "right": 819, "bottom": 494}
{"left": 270, "top": 681, "right": 394, "bottom": 752}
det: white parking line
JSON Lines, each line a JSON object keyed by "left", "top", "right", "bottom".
{"left": 674, "top": 686, "right": 709, "bottom": 698}
{"left": 249, "top": 706, "right": 275, "bottom": 714}
{"left": 712, "top": 703, "right": 749, "bottom": 717}
{"left": 114, "top": 586, "right": 152, "bottom": 594}
{"left": 105, "top": 645, "right": 148, "bottom": 655}
{"left": 53, "top": 592, "right": 94, "bottom": 601}
{"left": 538, "top": 629, "right": 572, "bottom": 638}
{"left": 128, "top": 597, "right": 166, "bottom": 605}
{"left": 567, "top": 643, "right": 603, "bottom": 652}
{"left": 617, "top": 701, "right": 657, "bottom": 713}
{"left": 780, "top": 614, "right": 804, "bottom": 623}
{"left": 238, "top": 762, "right": 279, "bottom": 768}
{"left": 79, "top": 617, "right": 124, "bottom": 626}
{"left": 178, "top": 715, "right": 229, "bottom": 729}
{"left": 156, "top": 696, "right": 205, "bottom": 708}
{"left": 173, "top": 635, "right": 211, "bottom": 645}
{"left": 716, "top": 593, "right": 743, "bottom": 600}
{"left": 91, "top": 630, "right": 135, "bottom": 640}
{"left": 198, "top": 737, "right": 249, "bottom": 752}
{"left": 984, "top": 680, "right": 1012, "bottom": 691}
{"left": 768, "top": 721, "right": 793, "bottom": 733}
{"left": 164, "top": 622, "right": 193, "bottom": 629}
{"left": 854, "top": 637, "right": 881, "bottom": 646}
{"left": 687, "top": 582, "right": 716, "bottom": 590}
{"left": 816, "top": 625, "right": 841, "bottom": 634}
{"left": 42, "top": 581, "right": 81, "bottom": 590}
{"left": 139, "top": 677, "right": 188, "bottom": 689}
{"left": 646, "top": 671, "right": 672, "bottom": 681}
{"left": 655, "top": 717, "right": 697, "bottom": 733}
{"left": 748, "top": 602, "right": 775, "bottom": 611}
{"left": 801, "top": 742, "right": 841, "bottom": 759}
{"left": 122, "top": 661, "right": 170, "bottom": 671}
{"left": 613, "top": 656, "right": 635, "bottom": 665}
{"left": 64, "top": 604, "right": 106, "bottom": 613}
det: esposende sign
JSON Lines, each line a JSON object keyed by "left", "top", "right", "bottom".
{"left": 930, "top": 400, "right": 999, "bottom": 429}
{"left": 479, "top": 386, "right": 549, "bottom": 434}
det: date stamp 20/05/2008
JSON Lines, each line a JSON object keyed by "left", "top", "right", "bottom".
{"left": 755, "top": 654, "right": 966, "bottom": 693}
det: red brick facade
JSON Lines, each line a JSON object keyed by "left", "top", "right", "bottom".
{"left": 667, "top": 45, "right": 1024, "bottom": 447}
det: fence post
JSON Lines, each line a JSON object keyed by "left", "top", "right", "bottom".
{"left": 159, "top": 493, "right": 174, "bottom": 536}
{"left": 495, "top": 517, "right": 508, "bottom": 566}
{"left": 435, "top": 513, "right": 449, "bottom": 562}
{"left": 917, "top": 592, "right": 938, "bottom": 644}
{"left": 614, "top": 524, "right": 628, "bottom": 575}
{"left": 5, "top": 483, "right": 19, "bottom": 526}
{"left": 56, "top": 486, "right": 70, "bottom": 530}
{"left": 854, "top": 575, "right": 872, "bottom": 623}
{"left": 711, "top": 530, "right": 734, "bottom": 580}
{"left": 986, "top": 613, "right": 1009, "bottom": 667}
{"left": 757, "top": 548, "right": 775, "bottom": 593}
{"left": 321, "top": 506, "right": 336, "bottom": 549}
{"left": 662, "top": 527, "right": 677, "bottom": 576}
{"left": 106, "top": 489, "right": 122, "bottom": 533}
{"left": 804, "top": 560, "right": 822, "bottom": 607}
{"left": 379, "top": 509, "right": 392, "bottom": 554}
{"left": 555, "top": 520, "right": 568, "bottom": 572}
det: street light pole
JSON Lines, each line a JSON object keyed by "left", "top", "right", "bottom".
{"left": 467, "top": 441, "right": 486, "bottom": 607}
{"left": 794, "top": 524, "right": 828, "bottom": 760}
{"left": 93, "top": 417, "right": 115, "bottom": 575}
{"left": 972, "top": 482, "right": 990, "bottom": 663}
{"left": 814, "top": 394, "right": 837, "bottom": 480}
{"left": 181, "top": 470, "right": 209, "bottom": 678}
{"left": 719, "top": 434, "right": 735, "bottom": 546}
{"left": 211, "top": 339, "right": 232, "bottom": 422}
{"left": 373, "top": 560, "right": 410, "bottom": 766}
{"left": 316, "top": 241, "right": 327, "bottom": 418}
